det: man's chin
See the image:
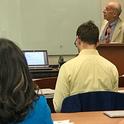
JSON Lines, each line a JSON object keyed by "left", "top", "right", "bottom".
{"left": 104, "top": 16, "right": 106, "bottom": 19}
{"left": 104, "top": 17, "right": 108, "bottom": 21}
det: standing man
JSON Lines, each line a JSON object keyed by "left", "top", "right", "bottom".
{"left": 53, "top": 21, "right": 119, "bottom": 112}
{"left": 99, "top": 1, "right": 124, "bottom": 43}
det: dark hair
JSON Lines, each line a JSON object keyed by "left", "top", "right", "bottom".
{"left": 0, "top": 38, "right": 38, "bottom": 123}
{"left": 76, "top": 21, "right": 99, "bottom": 44}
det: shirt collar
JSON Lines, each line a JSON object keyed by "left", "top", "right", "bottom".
{"left": 79, "top": 49, "right": 99, "bottom": 55}
{"left": 109, "top": 19, "right": 118, "bottom": 27}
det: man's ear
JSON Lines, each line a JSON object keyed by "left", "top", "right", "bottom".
{"left": 96, "top": 41, "right": 100, "bottom": 47}
{"left": 113, "top": 10, "right": 118, "bottom": 17}
{"left": 76, "top": 38, "right": 82, "bottom": 46}
{"left": 78, "top": 40, "right": 82, "bottom": 45}
{"left": 76, "top": 35, "right": 79, "bottom": 39}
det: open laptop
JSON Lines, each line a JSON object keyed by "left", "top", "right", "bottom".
{"left": 23, "top": 50, "right": 52, "bottom": 70}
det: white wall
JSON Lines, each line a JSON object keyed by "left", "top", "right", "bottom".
{"left": 20, "top": 0, "right": 101, "bottom": 55}
{"left": 0, "top": 0, "right": 22, "bottom": 45}
{"left": 0, "top": 0, "right": 124, "bottom": 64}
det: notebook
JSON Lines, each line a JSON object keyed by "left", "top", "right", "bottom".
{"left": 104, "top": 110, "right": 124, "bottom": 118}
{"left": 23, "top": 50, "right": 52, "bottom": 70}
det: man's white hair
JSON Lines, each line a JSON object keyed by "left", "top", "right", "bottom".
{"left": 108, "top": 1, "right": 122, "bottom": 16}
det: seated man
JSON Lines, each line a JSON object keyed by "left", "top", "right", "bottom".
{"left": 53, "top": 21, "right": 119, "bottom": 112}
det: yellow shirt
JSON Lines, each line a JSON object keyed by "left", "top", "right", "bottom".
{"left": 53, "top": 49, "right": 119, "bottom": 112}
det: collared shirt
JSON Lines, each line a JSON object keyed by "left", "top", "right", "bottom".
{"left": 53, "top": 49, "right": 118, "bottom": 112}
{"left": 100, "top": 19, "right": 118, "bottom": 42}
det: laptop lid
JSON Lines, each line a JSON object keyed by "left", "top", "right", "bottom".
{"left": 23, "top": 50, "right": 49, "bottom": 68}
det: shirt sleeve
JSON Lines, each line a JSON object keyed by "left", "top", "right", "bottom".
{"left": 112, "top": 65, "right": 119, "bottom": 91}
{"left": 53, "top": 65, "right": 70, "bottom": 112}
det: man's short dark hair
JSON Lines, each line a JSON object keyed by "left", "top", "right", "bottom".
{"left": 76, "top": 21, "right": 99, "bottom": 44}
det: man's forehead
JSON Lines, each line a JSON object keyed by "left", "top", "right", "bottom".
{"left": 107, "top": 2, "right": 119, "bottom": 10}
{"left": 105, "top": 5, "right": 114, "bottom": 11}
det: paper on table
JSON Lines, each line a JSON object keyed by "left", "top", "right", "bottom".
{"left": 35, "top": 88, "right": 55, "bottom": 95}
{"left": 104, "top": 110, "right": 124, "bottom": 118}
{"left": 54, "top": 120, "right": 74, "bottom": 124}
{"left": 118, "top": 90, "right": 124, "bottom": 93}
{"left": 41, "top": 88, "right": 55, "bottom": 95}
{"left": 120, "top": 74, "right": 124, "bottom": 77}
{"left": 35, "top": 89, "right": 55, "bottom": 98}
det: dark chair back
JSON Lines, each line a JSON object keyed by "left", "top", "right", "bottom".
{"left": 61, "top": 91, "right": 124, "bottom": 113}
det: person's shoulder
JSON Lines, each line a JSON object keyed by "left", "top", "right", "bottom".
{"left": 58, "top": 57, "right": 77, "bottom": 73}
{"left": 61, "top": 56, "right": 78, "bottom": 68}
{"left": 39, "top": 95, "right": 46, "bottom": 100}
{"left": 115, "top": 19, "right": 124, "bottom": 33}
{"left": 21, "top": 96, "right": 52, "bottom": 124}
{"left": 33, "top": 96, "right": 51, "bottom": 115}
{"left": 99, "top": 55, "right": 117, "bottom": 68}
{"left": 118, "top": 18, "right": 124, "bottom": 26}
{"left": 120, "top": 19, "right": 124, "bottom": 28}
{"left": 36, "top": 96, "right": 47, "bottom": 105}
{"left": 32, "top": 96, "right": 47, "bottom": 110}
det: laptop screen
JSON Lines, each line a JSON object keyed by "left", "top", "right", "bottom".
{"left": 23, "top": 50, "right": 49, "bottom": 67}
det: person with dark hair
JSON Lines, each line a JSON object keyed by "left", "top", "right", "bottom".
{"left": 53, "top": 21, "right": 119, "bottom": 112}
{"left": 99, "top": 1, "right": 124, "bottom": 43}
{"left": 0, "top": 38, "right": 53, "bottom": 124}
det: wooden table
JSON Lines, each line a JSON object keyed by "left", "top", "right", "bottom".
{"left": 52, "top": 112, "right": 124, "bottom": 124}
